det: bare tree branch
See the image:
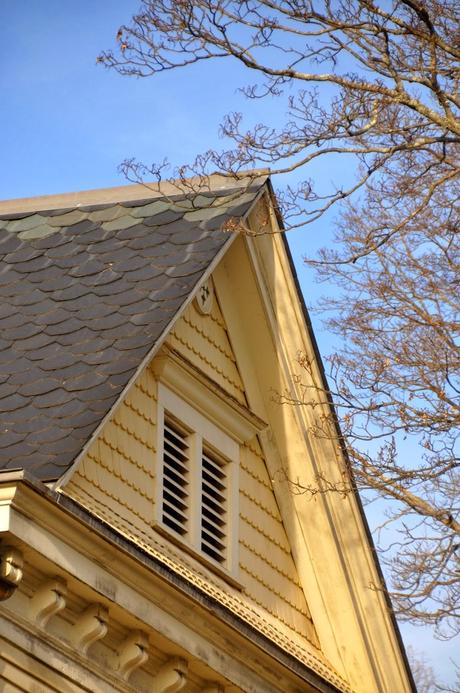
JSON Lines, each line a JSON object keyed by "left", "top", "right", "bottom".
{"left": 99, "top": 0, "right": 460, "bottom": 636}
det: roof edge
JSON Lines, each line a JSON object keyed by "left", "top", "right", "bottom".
{"left": 53, "top": 180, "right": 268, "bottom": 490}
{"left": 0, "top": 171, "right": 269, "bottom": 215}
{"left": 279, "top": 234, "right": 417, "bottom": 693}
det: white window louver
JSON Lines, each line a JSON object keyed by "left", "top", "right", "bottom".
{"left": 162, "top": 419, "right": 190, "bottom": 536}
{"left": 201, "top": 449, "right": 227, "bottom": 564}
{"left": 158, "top": 386, "right": 238, "bottom": 577}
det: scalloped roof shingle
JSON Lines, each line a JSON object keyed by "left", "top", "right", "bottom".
{"left": 0, "top": 180, "right": 263, "bottom": 480}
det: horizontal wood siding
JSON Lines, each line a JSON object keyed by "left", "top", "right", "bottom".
{"left": 0, "top": 638, "right": 85, "bottom": 693}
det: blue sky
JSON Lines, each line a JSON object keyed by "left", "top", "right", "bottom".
{"left": 2, "top": 1, "right": 458, "bottom": 685}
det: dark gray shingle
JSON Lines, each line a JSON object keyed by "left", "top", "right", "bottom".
{"left": 0, "top": 184, "right": 261, "bottom": 480}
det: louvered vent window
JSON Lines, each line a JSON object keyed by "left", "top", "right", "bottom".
{"left": 162, "top": 419, "right": 190, "bottom": 536}
{"left": 201, "top": 449, "right": 228, "bottom": 564}
{"left": 157, "top": 385, "right": 239, "bottom": 577}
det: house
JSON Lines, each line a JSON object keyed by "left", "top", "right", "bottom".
{"left": 0, "top": 175, "right": 414, "bottom": 692}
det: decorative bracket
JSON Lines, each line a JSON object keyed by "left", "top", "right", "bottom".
{"left": 29, "top": 577, "right": 67, "bottom": 628}
{"left": 72, "top": 603, "right": 108, "bottom": 654}
{"left": 117, "top": 630, "right": 149, "bottom": 681}
{"left": 153, "top": 657, "right": 188, "bottom": 693}
{"left": 0, "top": 546, "right": 23, "bottom": 600}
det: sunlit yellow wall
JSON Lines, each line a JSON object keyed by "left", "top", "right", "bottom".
{"left": 64, "top": 285, "right": 318, "bottom": 652}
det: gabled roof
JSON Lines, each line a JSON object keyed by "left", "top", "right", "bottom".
{"left": 0, "top": 177, "right": 264, "bottom": 480}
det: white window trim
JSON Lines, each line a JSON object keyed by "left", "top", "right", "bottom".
{"left": 156, "top": 383, "right": 240, "bottom": 579}
{"left": 153, "top": 346, "right": 267, "bottom": 444}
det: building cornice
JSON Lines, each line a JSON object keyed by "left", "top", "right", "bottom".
{"left": 0, "top": 473, "right": 350, "bottom": 693}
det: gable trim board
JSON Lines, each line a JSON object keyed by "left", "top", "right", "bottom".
{"left": 211, "top": 230, "right": 414, "bottom": 692}
{"left": 280, "top": 233, "right": 417, "bottom": 693}
{"left": 273, "top": 182, "right": 416, "bottom": 693}
{"left": 0, "top": 177, "right": 415, "bottom": 692}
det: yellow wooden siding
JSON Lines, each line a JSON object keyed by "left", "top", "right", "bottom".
{"left": 64, "top": 286, "right": 319, "bottom": 653}
{"left": 166, "top": 295, "right": 316, "bottom": 643}
{"left": 166, "top": 293, "right": 247, "bottom": 404}
{"left": 239, "top": 439, "right": 318, "bottom": 645}
{"left": 67, "top": 366, "right": 157, "bottom": 541}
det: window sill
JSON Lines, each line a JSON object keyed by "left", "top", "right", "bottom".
{"left": 153, "top": 520, "right": 243, "bottom": 591}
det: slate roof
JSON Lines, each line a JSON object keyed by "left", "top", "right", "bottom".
{"left": 0, "top": 180, "right": 263, "bottom": 481}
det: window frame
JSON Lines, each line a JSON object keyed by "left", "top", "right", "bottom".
{"left": 156, "top": 383, "right": 239, "bottom": 578}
